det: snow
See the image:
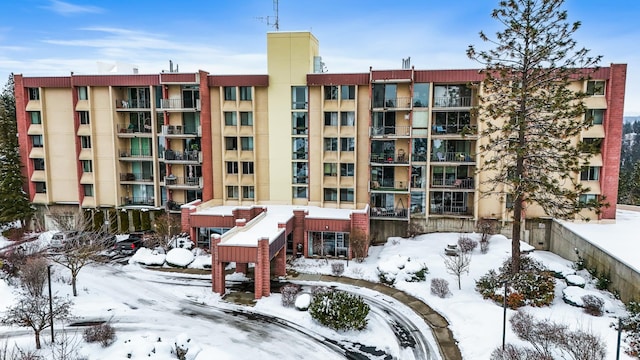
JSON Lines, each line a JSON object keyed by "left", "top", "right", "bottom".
{"left": 565, "top": 274, "right": 586, "bottom": 287}
{"left": 165, "top": 248, "right": 194, "bottom": 267}
{"left": 1, "top": 209, "right": 638, "bottom": 359}
{"left": 129, "top": 248, "right": 166, "bottom": 266}
{"left": 295, "top": 293, "right": 312, "bottom": 310}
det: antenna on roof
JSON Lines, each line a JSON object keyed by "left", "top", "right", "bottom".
{"left": 257, "top": 0, "right": 279, "bottom": 31}
{"left": 402, "top": 57, "right": 411, "bottom": 69}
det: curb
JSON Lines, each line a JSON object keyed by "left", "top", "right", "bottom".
{"left": 287, "top": 273, "right": 462, "bottom": 360}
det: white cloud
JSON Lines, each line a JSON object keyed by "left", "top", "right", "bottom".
{"left": 43, "top": 0, "right": 103, "bottom": 16}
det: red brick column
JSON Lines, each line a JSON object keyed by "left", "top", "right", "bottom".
{"left": 181, "top": 199, "right": 201, "bottom": 233}
{"left": 255, "top": 237, "right": 270, "bottom": 299}
{"left": 236, "top": 262, "right": 248, "bottom": 274}
{"left": 211, "top": 234, "right": 225, "bottom": 295}
{"left": 600, "top": 64, "right": 627, "bottom": 220}
{"left": 199, "top": 70, "right": 213, "bottom": 201}
{"left": 14, "top": 75, "right": 34, "bottom": 199}
{"left": 293, "top": 209, "right": 307, "bottom": 257}
{"left": 350, "top": 210, "right": 371, "bottom": 260}
{"left": 274, "top": 249, "right": 286, "bottom": 277}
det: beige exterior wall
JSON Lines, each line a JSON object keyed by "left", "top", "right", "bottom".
{"left": 91, "top": 86, "right": 118, "bottom": 207}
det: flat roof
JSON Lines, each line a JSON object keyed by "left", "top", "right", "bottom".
{"left": 194, "top": 204, "right": 360, "bottom": 220}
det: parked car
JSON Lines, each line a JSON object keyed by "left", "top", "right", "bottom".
{"left": 50, "top": 231, "right": 79, "bottom": 248}
{"left": 114, "top": 233, "right": 145, "bottom": 255}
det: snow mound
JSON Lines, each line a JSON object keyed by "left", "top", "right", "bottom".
{"left": 565, "top": 274, "right": 586, "bottom": 288}
{"left": 546, "top": 261, "right": 575, "bottom": 278}
{"left": 562, "top": 286, "right": 615, "bottom": 312}
{"left": 166, "top": 248, "right": 194, "bottom": 267}
{"left": 129, "top": 248, "right": 166, "bottom": 266}
{"left": 188, "top": 254, "right": 212, "bottom": 269}
{"left": 295, "top": 293, "right": 311, "bottom": 311}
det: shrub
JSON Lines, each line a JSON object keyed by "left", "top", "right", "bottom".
{"left": 595, "top": 273, "right": 611, "bottom": 291}
{"left": 311, "top": 286, "right": 332, "bottom": 298}
{"left": 457, "top": 235, "right": 478, "bottom": 253}
{"left": 581, "top": 295, "right": 604, "bottom": 316}
{"left": 377, "top": 256, "right": 428, "bottom": 285}
{"left": 280, "top": 284, "right": 300, "bottom": 307}
{"left": 621, "top": 301, "right": 640, "bottom": 357}
{"left": 83, "top": 323, "right": 115, "bottom": 347}
{"left": 430, "top": 278, "right": 451, "bottom": 298}
{"left": 331, "top": 262, "right": 345, "bottom": 276}
{"left": 309, "top": 290, "right": 369, "bottom": 331}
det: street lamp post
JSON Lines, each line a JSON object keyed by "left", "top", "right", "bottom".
{"left": 47, "top": 265, "right": 54, "bottom": 343}
{"left": 502, "top": 280, "right": 508, "bottom": 350}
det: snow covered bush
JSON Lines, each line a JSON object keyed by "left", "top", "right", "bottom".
{"left": 331, "top": 262, "right": 344, "bottom": 276}
{"left": 581, "top": 294, "right": 604, "bottom": 316}
{"left": 280, "top": 283, "right": 300, "bottom": 307}
{"left": 165, "top": 248, "right": 194, "bottom": 268}
{"left": 430, "top": 278, "right": 451, "bottom": 298}
{"left": 475, "top": 256, "right": 555, "bottom": 308}
{"left": 309, "top": 290, "right": 369, "bottom": 331}
{"left": 457, "top": 235, "right": 478, "bottom": 253}
{"left": 294, "top": 292, "right": 311, "bottom": 311}
{"left": 311, "top": 285, "right": 332, "bottom": 297}
{"left": 83, "top": 323, "right": 115, "bottom": 347}
{"left": 621, "top": 301, "right": 640, "bottom": 357}
{"left": 376, "top": 254, "right": 428, "bottom": 285}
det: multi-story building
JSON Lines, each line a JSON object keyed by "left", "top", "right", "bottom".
{"left": 15, "top": 31, "right": 626, "bottom": 249}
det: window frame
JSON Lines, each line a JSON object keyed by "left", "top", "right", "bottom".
{"left": 239, "top": 86, "right": 252, "bottom": 101}
{"left": 33, "top": 158, "right": 45, "bottom": 170}
{"left": 34, "top": 181, "right": 46, "bottom": 194}
{"left": 323, "top": 163, "right": 337, "bottom": 177}
{"left": 81, "top": 160, "right": 92, "bottom": 173}
{"left": 78, "top": 86, "right": 88, "bottom": 100}
{"left": 224, "top": 112, "right": 237, "bottom": 126}
{"left": 323, "top": 137, "right": 338, "bottom": 151}
{"left": 580, "top": 166, "right": 600, "bottom": 181}
{"left": 585, "top": 109, "right": 604, "bottom": 125}
{"left": 242, "top": 186, "right": 255, "bottom": 199}
{"left": 226, "top": 161, "right": 239, "bottom": 174}
{"left": 340, "top": 163, "right": 354, "bottom": 177}
{"left": 586, "top": 80, "right": 605, "bottom": 96}
{"left": 28, "top": 88, "right": 40, "bottom": 100}
{"left": 80, "top": 136, "right": 91, "bottom": 149}
{"left": 78, "top": 111, "right": 90, "bottom": 125}
{"left": 324, "top": 85, "right": 338, "bottom": 100}
{"left": 30, "top": 135, "right": 44, "bottom": 148}
{"left": 340, "top": 188, "right": 354, "bottom": 202}
{"left": 225, "top": 137, "right": 238, "bottom": 151}
{"left": 242, "top": 161, "right": 254, "bottom": 175}
{"left": 82, "top": 184, "right": 94, "bottom": 197}
{"left": 340, "top": 111, "right": 355, "bottom": 126}
{"left": 340, "top": 137, "right": 355, "bottom": 152}
{"left": 340, "top": 85, "right": 355, "bottom": 100}
{"left": 226, "top": 186, "right": 239, "bottom": 199}
{"left": 323, "top": 188, "right": 338, "bottom": 202}
{"left": 240, "top": 137, "right": 254, "bottom": 151}
{"left": 224, "top": 86, "right": 237, "bottom": 101}
{"left": 29, "top": 111, "right": 42, "bottom": 124}
{"left": 240, "top": 112, "right": 253, "bottom": 126}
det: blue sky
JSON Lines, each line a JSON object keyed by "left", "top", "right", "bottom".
{"left": 1, "top": 0, "right": 638, "bottom": 115}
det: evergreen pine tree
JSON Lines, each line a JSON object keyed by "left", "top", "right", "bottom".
{"left": 0, "top": 74, "right": 33, "bottom": 227}
{"left": 467, "top": 0, "right": 603, "bottom": 273}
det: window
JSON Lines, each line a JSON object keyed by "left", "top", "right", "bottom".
{"left": 580, "top": 166, "right": 600, "bottom": 181}
{"left": 33, "top": 158, "right": 45, "bottom": 170}
{"left": 28, "top": 88, "right": 40, "bottom": 100}
{"left": 78, "top": 111, "right": 90, "bottom": 125}
{"left": 81, "top": 160, "right": 92, "bottom": 173}
{"left": 29, "top": 112, "right": 41, "bottom": 124}
{"left": 293, "top": 162, "right": 308, "bottom": 184}
{"left": 78, "top": 86, "right": 88, "bottom": 100}
{"left": 324, "top": 163, "right": 337, "bottom": 176}
{"left": 239, "top": 86, "right": 252, "bottom": 101}
{"left": 242, "top": 162, "right": 254, "bottom": 174}
{"left": 324, "top": 85, "right": 338, "bottom": 100}
{"left": 292, "top": 138, "right": 308, "bottom": 160}
{"left": 340, "top": 137, "right": 355, "bottom": 152}
{"left": 242, "top": 186, "right": 255, "bottom": 199}
{"left": 505, "top": 194, "right": 514, "bottom": 209}
{"left": 224, "top": 112, "right": 237, "bottom": 126}
{"left": 579, "top": 138, "right": 602, "bottom": 153}
{"left": 226, "top": 186, "right": 239, "bottom": 199}
{"left": 240, "top": 112, "right": 253, "bottom": 126}
{"left": 224, "top": 86, "right": 236, "bottom": 101}
{"left": 585, "top": 109, "right": 604, "bottom": 125}
{"left": 324, "top": 188, "right": 337, "bottom": 202}
{"left": 586, "top": 80, "right": 605, "bottom": 96}
{"left": 340, "top": 163, "right": 354, "bottom": 177}
{"left": 324, "top": 137, "right": 338, "bottom": 151}
{"left": 413, "top": 83, "right": 429, "bottom": 107}
{"left": 324, "top": 112, "right": 338, "bottom": 126}
{"left": 240, "top": 137, "right": 253, "bottom": 151}
{"left": 340, "top": 188, "right": 354, "bottom": 202}
{"left": 292, "top": 112, "right": 308, "bottom": 135}
{"left": 80, "top": 136, "right": 91, "bottom": 149}
{"left": 30, "top": 135, "right": 43, "bottom": 148}
{"left": 226, "top": 161, "right": 238, "bottom": 174}
{"left": 340, "top": 111, "right": 355, "bottom": 126}
{"left": 293, "top": 186, "right": 308, "bottom": 199}
{"left": 579, "top": 194, "right": 598, "bottom": 205}
{"left": 341, "top": 85, "right": 355, "bottom": 100}
{"left": 34, "top": 182, "right": 46, "bottom": 193}
{"left": 225, "top": 137, "right": 238, "bottom": 150}
{"left": 291, "top": 86, "right": 308, "bottom": 109}
{"left": 83, "top": 184, "right": 94, "bottom": 197}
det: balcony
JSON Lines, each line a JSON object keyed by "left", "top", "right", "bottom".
{"left": 433, "top": 96, "right": 472, "bottom": 108}
{"left": 165, "top": 200, "right": 184, "bottom": 213}
{"left": 164, "top": 176, "right": 202, "bottom": 189}
{"left": 372, "top": 97, "right": 412, "bottom": 109}
{"left": 431, "top": 152, "right": 475, "bottom": 163}
{"left": 430, "top": 204, "right": 472, "bottom": 216}
{"left": 431, "top": 124, "right": 477, "bottom": 136}
{"left": 160, "top": 98, "right": 201, "bottom": 111}
{"left": 162, "top": 150, "right": 201, "bottom": 163}
{"left": 115, "top": 99, "right": 151, "bottom": 110}
{"left": 117, "top": 124, "right": 152, "bottom": 136}
{"left": 162, "top": 125, "right": 201, "bottom": 137}
{"left": 370, "top": 152, "right": 409, "bottom": 164}
{"left": 119, "top": 173, "right": 154, "bottom": 183}
{"left": 122, "top": 196, "right": 155, "bottom": 206}
{"left": 431, "top": 177, "right": 474, "bottom": 189}
{"left": 119, "top": 149, "right": 153, "bottom": 160}
{"left": 370, "top": 126, "right": 411, "bottom": 137}
{"left": 371, "top": 180, "right": 409, "bottom": 192}
{"left": 370, "top": 207, "right": 408, "bottom": 220}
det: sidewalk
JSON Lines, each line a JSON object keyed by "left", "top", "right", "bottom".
{"left": 287, "top": 273, "right": 463, "bottom": 360}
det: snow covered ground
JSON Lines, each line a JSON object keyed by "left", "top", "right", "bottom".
{"left": 1, "top": 210, "right": 639, "bottom": 359}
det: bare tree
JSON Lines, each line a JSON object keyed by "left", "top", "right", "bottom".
{"left": 443, "top": 250, "right": 472, "bottom": 290}
{"left": 149, "top": 213, "right": 181, "bottom": 249}
{"left": 349, "top": 228, "right": 369, "bottom": 262}
{"left": 467, "top": 0, "right": 603, "bottom": 273}
{"left": 48, "top": 209, "right": 114, "bottom": 296}
{"left": 19, "top": 256, "right": 49, "bottom": 298}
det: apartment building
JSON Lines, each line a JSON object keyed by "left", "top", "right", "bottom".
{"left": 14, "top": 31, "right": 626, "bottom": 250}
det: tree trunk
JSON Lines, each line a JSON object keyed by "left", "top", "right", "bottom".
{"left": 35, "top": 329, "right": 41, "bottom": 349}
{"left": 72, "top": 274, "right": 77, "bottom": 296}
{"left": 511, "top": 197, "right": 523, "bottom": 274}
{"left": 457, "top": 275, "right": 461, "bottom": 290}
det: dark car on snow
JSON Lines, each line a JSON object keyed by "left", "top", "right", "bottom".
{"left": 113, "top": 233, "right": 145, "bottom": 255}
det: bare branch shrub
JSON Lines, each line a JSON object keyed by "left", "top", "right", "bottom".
{"left": 19, "top": 256, "right": 49, "bottom": 298}
{"left": 50, "top": 328, "right": 84, "bottom": 360}
{"left": 581, "top": 295, "right": 604, "bottom": 316}
{"left": 83, "top": 323, "right": 115, "bottom": 347}
{"left": 331, "top": 262, "right": 344, "bottom": 276}
{"left": 280, "top": 283, "right": 300, "bottom": 307}
{"left": 457, "top": 235, "right": 478, "bottom": 254}
{"left": 349, "top": 228, "right": 368, "bottom": 262}
{"left": 430, "top": 278, "right": 451, "bottom": 298}
{"left": 443, "top": 251, "right": 471, "bottom": 290}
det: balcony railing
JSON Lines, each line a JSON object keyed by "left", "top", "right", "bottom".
{"left": 122, "top": 196, "right": 155, "bottom": 206}
{"left": 431, "top": 152, "right": 475, "bottom": 162}
{"left": 162, "top": 125, "right": 201, "bottom": 136}
{"left": 431, "top": 178, "right": 474, "bottom": 189}
{"left": 372, "top": 97, "right": 412, "bottom": 109}
{"left": 370, "top": 207, "right": 408, "bottom": 219}
{"left": 119, "top": 173, "right": 154, "bottom": 182}
{"left": 162, "top": 150, "right": 201, "bottom": 162}
{"left": 119, "top": 149, "right": 153, "bottom": 158}
{"left": 433, "top": 96, "right": 472, "bottom": 108}
{"left": 160, "top": 98, "right": 201, "bottom": 110}
{"left": 164, "top": 176, "right": 202, "bottom": 187}
{"left": 116, "top": 99, "right": 151, "bottom": 109}
{"left": 117, "top": 124, "right": 152, "bottom": 134}
{"left": 371, "top": 180, "right": 408, "bottom": 191}
{"left": 370, "top": 153, "right": 409, "bottom": 164}
{"left": 430, "top": 204, "right": 471, "bottom": 216}
{"left": 370, "top": 126, "right": 411, "bottom": 137}
{"left": 431, "top": 124, "right": 477, "bottom": 135}
{"left": 165, "top": 200, "right": 184, "bottom": 212}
